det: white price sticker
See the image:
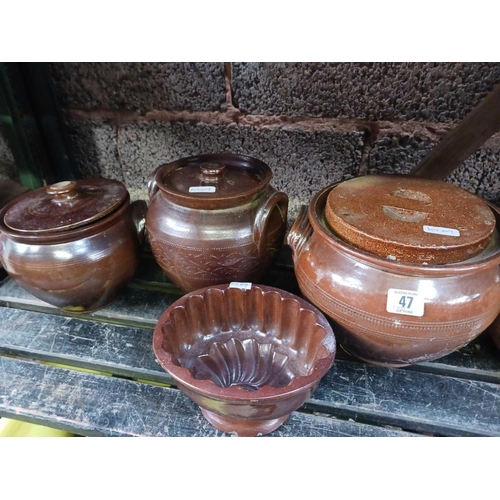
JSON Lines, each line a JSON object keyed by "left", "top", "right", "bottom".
{"left": 386, "top": 289, "right": 425, "bottom": 317}
{"left": 423, "top": 225, "right": 460, "bottom": 237}
{"left": 229, "top": 282, "right": 252, "bottom": 290}
{"left": 189, "top": 186, "right": 216, "bottom": 193}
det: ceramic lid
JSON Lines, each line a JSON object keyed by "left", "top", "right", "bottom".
{"left": 3, "top": 178, "right": 128, "bottom": 233}
{"left": 324, "top": 175, "right": 497, "bottom": 264}
{"left": 154, "top": 153, "right": 272, "bottom": 208}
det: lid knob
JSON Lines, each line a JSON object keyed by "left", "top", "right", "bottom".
{"left": 46, "top": 181, "right": 78, "bottom": 202}
{"left": 200, "top": 162, "right": 226, "bottom": 178}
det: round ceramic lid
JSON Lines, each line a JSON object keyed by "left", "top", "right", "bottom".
{"left": 155, "top": 153, "right": 272, "bottom": 207}
{"left": 3, "top": 178, "right": 127, "bottom": 233}
{"left": 324, "top": 175, "right": 497, "bottom": 264}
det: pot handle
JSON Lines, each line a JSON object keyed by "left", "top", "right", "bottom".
{"left": 287, "top": 205, "right": 313, "bottom": 260}
{"left": 147, "top": 166, "right": 163, "bottom": 202}
{"left": 131, "top": 200, "right": 148, "bottom": 245}
{"left": 253, "top": 190, "right": 288, "bottom": 258}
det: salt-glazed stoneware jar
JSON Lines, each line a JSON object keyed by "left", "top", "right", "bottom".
{"left": 288, "top": 175, "right": 500, "bottom": 367}
{"left": 146, "top": 153, "right": 288, "bottom": 292}
{"left": 0, "top": 178, "right": 147, "bottom": 312}
{"left": 153, "top": 283, "right": 336, "bottom": 436}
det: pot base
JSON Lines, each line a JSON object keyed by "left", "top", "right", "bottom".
{"left": 60, "top": 294, "right": 121, "bottom": 314}
{"left": 339, "top": 344, "right": 412, "bottom": 368}
{"left": 200, "top": 408, "right": 290, "bottom": 437}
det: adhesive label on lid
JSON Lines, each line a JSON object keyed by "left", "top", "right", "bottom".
{"left": 386, "top": 289, "right": 425, "bottom": 317}
{"left": 229, "top": 282, "right": 252, "bottom": 290}
{"left": 189, "top": 186, "right": 216, "bottom": 193}
{"left": 423, "top": 225, "right": 460, "bottom": 237}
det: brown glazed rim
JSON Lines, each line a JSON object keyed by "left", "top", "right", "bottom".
{"left": 0, "top": 193, "right": 131, "bottom": 244}
{"left": 152, "top": 284, "right": 336, "bottom": 402}
{"left": 309, "top": 183, "right": 500, "bottom": 276}
{"left": 154, "top": 153, "right": 273, "bottom": 209}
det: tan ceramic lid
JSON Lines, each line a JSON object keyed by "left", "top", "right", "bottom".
{"left": 156, "top": 153, "right": 272, "bottom": 208}
{"left": 324, "top": 175, "right": 497, "bottom": 264}
{"left": 4, "top": 178, "right": 127, "bottom": 233}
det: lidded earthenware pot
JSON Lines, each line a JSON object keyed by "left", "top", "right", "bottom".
{"left": 0, "top": 178, "right": 147, "bottom": 312}
{"left": 146, "top": 153, "right": 288, "bottom": 292}
{"left": 288, "top": 175, "right": 500, "bottom": 367}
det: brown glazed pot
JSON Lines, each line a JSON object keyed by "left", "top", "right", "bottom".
{"left": 287, "top": 183, "right": 500, "bottom": 367}
{"left": 146, "top": 153, "right": 288, "bottom": 292}
{"left": 153, "top": 284, "right": 336, "bottom": 436}
{"left": 0, "top": 179, "right": 147, "bottom": 312}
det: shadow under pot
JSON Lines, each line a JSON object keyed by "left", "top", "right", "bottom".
{"left": 0, "top": 179, "right": 147, "bottom": 312}
{"left": 487, "top": 314, "right": 500, "bottom": 352}
{"left": 146, "top": 153, "right": 288, "bottom": 293}
{"left": 288, "top": 175, "right": 500, "bottom": 367}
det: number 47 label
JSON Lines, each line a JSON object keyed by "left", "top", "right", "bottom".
{"left": 386, "top": 289, "right": 425, "bottom": 317}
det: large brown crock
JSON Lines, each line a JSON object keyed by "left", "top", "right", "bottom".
{"left": 0, "top": 179, "right": 147, "bottom": 312}
{"left": 288, "top": 180, "right": 500, "bottom": 367}
{"left": 146, "top": 153, "right": 288, "bottom": 292}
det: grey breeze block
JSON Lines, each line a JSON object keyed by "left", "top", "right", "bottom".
{"left": 232, "top": 62, "right": 500, "bottom": 122}
{"left": 49, "top": 62, "right": 227, "bottom": 112}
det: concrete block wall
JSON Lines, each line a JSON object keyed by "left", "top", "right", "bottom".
{"left": 48, "top": 62, "right": 500, "bottom": 225}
